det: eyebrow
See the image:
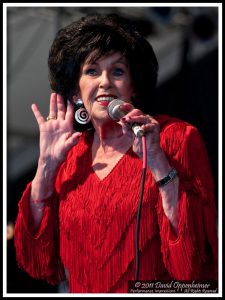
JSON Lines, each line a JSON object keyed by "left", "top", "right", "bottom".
{"left": 84, "top": 56, "right": 129, "bottom": 67}
{"left": 115, "top": 58, "right": 129, "bottom": 66}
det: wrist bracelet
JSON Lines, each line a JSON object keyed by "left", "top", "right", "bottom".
{"left": 156, "top": 168, "right": 178, "bottom": 187}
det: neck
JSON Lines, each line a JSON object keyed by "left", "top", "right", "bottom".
{"left": 93, "top": 123, "right": 132, "bottom": 153}
{"left": 93, "top": 119, "right": 120, "bottom": 139}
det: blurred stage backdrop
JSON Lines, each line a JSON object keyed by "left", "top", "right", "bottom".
{"left": 6, "top": 5, "right": 219, "bottom": 293}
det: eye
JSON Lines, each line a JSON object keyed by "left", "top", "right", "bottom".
{"left": 84, "top": 68, "right": 97, "bottom": 76}
{"left": 113, "top": 68, "right": 125, "bottom": 76}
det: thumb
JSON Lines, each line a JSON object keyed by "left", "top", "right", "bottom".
{"left": 64, "top": 131, "right": 82, "bottom": 150}
{"left": 117, "top": 120, "right": 134, "bottom": 138}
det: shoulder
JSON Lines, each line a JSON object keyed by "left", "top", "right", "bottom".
{"left": 154, "top": 114, "right": 206, "bottom": 157}
{"left": 155, "top": 114, "right": 196, "bottom": 141}
{"left": 155, "top": 114, "right": 191, "bottom": 134}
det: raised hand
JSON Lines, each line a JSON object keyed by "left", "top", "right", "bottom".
{"left": 30, "top": 93, "right": 82, "bottom": 203}
{"left": 32, "top": 93, "right": 82, "bottom": 171}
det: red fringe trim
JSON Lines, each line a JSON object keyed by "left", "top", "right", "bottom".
{"left": 14, "top": 183, "right": 65, "bottom": 285}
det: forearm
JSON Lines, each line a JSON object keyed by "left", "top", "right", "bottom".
{"left": 14, "top": 181, "right": 65, "bottom": 284}
{"left": 30, "top": 158, "right": 59, "bottom": 229}
{"left": 148, "top": 149, "right": 179, "bottom": 233}
{"left": 158, "top": 177, "right": 179, "bottom": 233}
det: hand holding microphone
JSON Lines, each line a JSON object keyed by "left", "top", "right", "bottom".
{"left": 107, "top": 99, "right": 161, "bottom": 157}
{"left": 107, "top": 99, "right": 146, "bottom": 137}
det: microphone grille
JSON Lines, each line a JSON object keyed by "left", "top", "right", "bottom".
{"left": 107, "top": 99, "right": 125, "bottom": 120}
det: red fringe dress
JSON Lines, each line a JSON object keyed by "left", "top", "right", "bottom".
{"left": 14, "top": 114, "right": 218, "bottom": 293}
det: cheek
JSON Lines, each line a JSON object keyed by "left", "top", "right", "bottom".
{"left": 120, "top": 81, "right": 134, "bottom": 97}
{"left": 79, "top": 80, "right": 95, "bottom": 97}
{"left": 79, "top": 81, "right": 96, "bottom": 112}
{"left": 78, "top": 78, "right": 86, "bottom": 94}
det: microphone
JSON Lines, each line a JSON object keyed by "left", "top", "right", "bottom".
{"left": 107, "top": 99, "right": 145, "bottom": 137}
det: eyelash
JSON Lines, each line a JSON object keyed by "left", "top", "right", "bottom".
{"left": 113, "top": 68, "right": 125, "bottom": 76}
{"left": 84, "top": 68, "right": 97, "bottom": 75}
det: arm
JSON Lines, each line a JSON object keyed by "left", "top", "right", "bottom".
{"left": 146, "top": 148, "right": 179, "bottom": 233}
{"left": 117, "top": 105, "right": 217, "bottom": 280}
{"left": 14, "top": 181, "right": 66, "bottom": 285}
{"left": 156, "top": 122, "right": 218, "bottom": 280}
{"left": 14, "top": 93, "right": 81, "bottom": 284}
{"left": 29, "top": 93, "right": 81, "bottom": 230}
{"left": 119, "top": 104, "right": 179, "bottom": 232}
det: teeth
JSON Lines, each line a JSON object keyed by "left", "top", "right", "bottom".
{"left": 96, "top": 97, "right": 115, "bottom": 102}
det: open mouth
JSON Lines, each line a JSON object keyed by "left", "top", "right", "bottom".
{"left": 96, "top": 96, "right": 117, "bottom": 102}
{"left": 95, "top": 95, "right": 118, "bottom": 106}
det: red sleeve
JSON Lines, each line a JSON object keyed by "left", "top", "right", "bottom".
{"left": 14, "top": 182, "right": 66, "bottom": 285}
{"left": 13, "top": 135, "right": 85, "bottom": 286}
{"left": 156, "top": 120, "right": 218, "bottom": 280}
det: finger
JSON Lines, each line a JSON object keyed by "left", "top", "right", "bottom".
{"left": 122, "top": 114, "right": 149, "bottom": 124}
{"left": 146, "top": 115, "right": 157, "bottom": 124}
{"left": 120, "top": 102, "right": 134, "bottom": 112}
{"left": 64, "top": 131, "right": 82, "bottom": 150}
{"left": 57, "top": 94, "right": 66, "bottom": 120}
{"left": 122, "top": 108, "right": 144, "bottom": 119}
{"left": 117, "top": 119, "right": 134, "bottom": 137}
{"left": 65, "top": 100, "right": 74, "bottom": 122}
{"left": 49, "top": 93, "right": 57, "bottom": 118}
{"left": 142, "top": 122, "right": 160, "bottom": 134}
{"left": 31, "top": 104, "right": 45, "bottom": 126}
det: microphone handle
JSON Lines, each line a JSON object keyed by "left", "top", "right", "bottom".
{"left": 131, "top": 123, "right": 145, "bottom": 137}
{"left": 109, "top": 102, "right": 145, "bottom": 137}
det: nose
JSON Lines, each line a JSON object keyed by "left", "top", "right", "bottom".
{"left": 99, "top": 71, "right": 112, "bottom": 90}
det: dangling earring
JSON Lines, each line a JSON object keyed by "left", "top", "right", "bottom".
{"left": 74, "top": 99, "right": 91, "bottom": 125}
